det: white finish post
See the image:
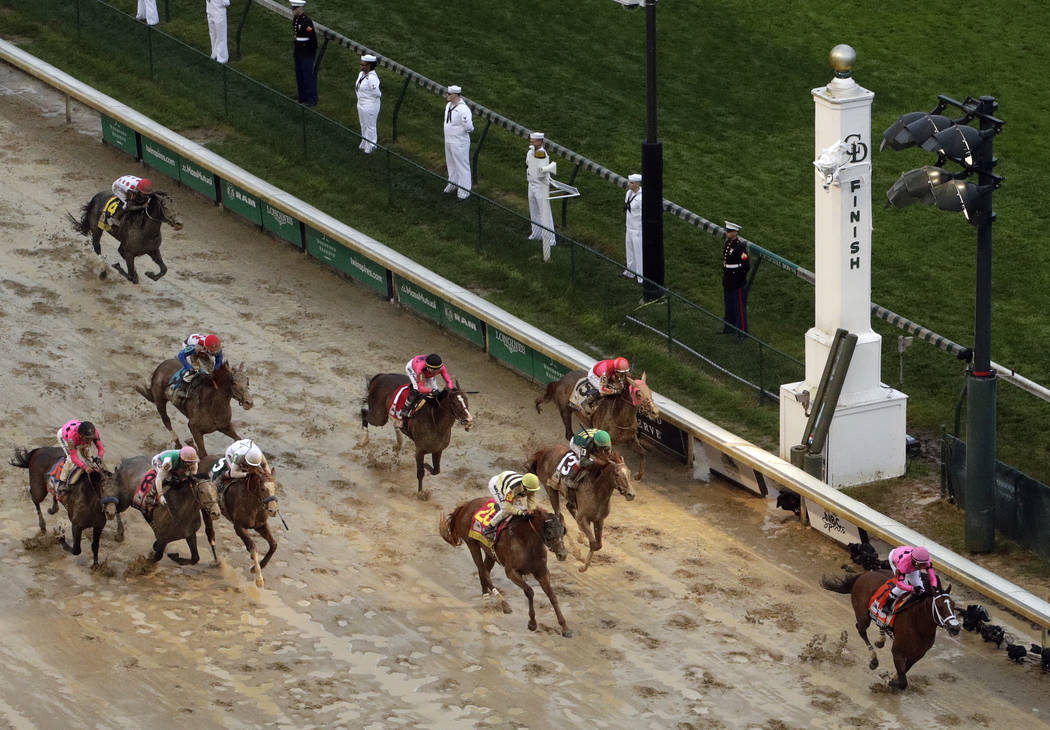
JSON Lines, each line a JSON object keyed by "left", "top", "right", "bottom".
{"left": 780, "top": 45, "right": 908, "bottom": 488}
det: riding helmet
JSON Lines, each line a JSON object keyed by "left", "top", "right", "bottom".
{"left": 910, "top": 546, "right": 931, "bottom": 567}
{"left": 614, "top": 356, "right": 630, "bottom": 372}
{"left": 245, "top": 445, "right": 264, "bottom": 467}
{"left": 137, "top": 178, "right": 154, "bottom": 194}
{"left": 425, "top": 353, "right": 443, "bottom": 370}
{"left": 204, "top": 334, "right": 222, "bottom": 352}
{"left": 179, "top": 445, "right": 199, "bottom": 462}
{"left": 521, "top": 473, "right": 541, "bottom": 492}
{"left": 593, "top": 430, "right": 612, "bottom": 448}
{"left": 77, "top": 421, "right": 97, "bottom": 439}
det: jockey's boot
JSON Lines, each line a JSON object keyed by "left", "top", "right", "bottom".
{"left": 182, "top": 368, "right": 199, "bottom": 383}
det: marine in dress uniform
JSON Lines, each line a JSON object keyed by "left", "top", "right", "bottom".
{"left": 442, "top": 85, "right": 474, "bottom": 200}
{"left": 721, "top": 221, "right": 750, "bottom": 334}
{"left": 526, "top": 131, "right": 556, "bottom": 253}
{"left": 291, "top": 0, "right": 318, "bottom": 107}
{"left": 623, "top": 173, "right": 643, "bottom": 283}
{"left": 355, "top": 54, "right": 381, "bottom": 154}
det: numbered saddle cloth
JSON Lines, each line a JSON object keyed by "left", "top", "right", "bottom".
{"left": 568, "top": 377, "right": 598, "bottom": 416}
{"left": 46, "top": 457, "right": 73, "bottom": 504}
{"left": 555, "top": 451, "right": 578, "bottom": 486}
{"left": 468, "top": 499, "right": 501, "bottom": 548}
{"left": 868, "top": 578, "right": 900, "bottom": 633}
{"left": 387, "top": 385, "right": 412, "bottom": 419}
{"left": 210, "top": 457, "right": 231, "bottom": 494}
{"left": 97, "top": 196, "right": 121, "bottom": 231}
{"left": 132, "top": 469, "right": 160, "bottom": 512}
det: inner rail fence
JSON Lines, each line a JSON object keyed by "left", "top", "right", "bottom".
{"left": 4, "top": 38, "right": 1050, "bottom": 636}
{"left": 244, "top": 0, "right": 1050, "bottom": 404}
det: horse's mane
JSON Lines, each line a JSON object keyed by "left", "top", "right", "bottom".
{"left": 209, "top": 361, "right": 233, "bottom": 388}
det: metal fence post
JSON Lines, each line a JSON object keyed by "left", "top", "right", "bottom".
{"left": 222, "top": 64, "right": 229, "bottom": 119}
{"left": 301, "top": 105, "right": 307, "bottom": 155}
{"left": 313, "top": 36, "right": 330, "bottom": 78}
{"left": 164, "top": 0, "right": 171, "bottom": 23}
{"left": 471, "top": 118, "right": 491, "bottom": 185}
{"left": 385, "top": 148, "right": 393, "bottom": 206}
{"left": 475, "top": 195, "right": 482, "bottom": 254}
{"left": 147, "top": 25, "right": 154, "bottom": 80}
{"left": 75, "top": 0, "right": 81, "bottom": 41}
{"left": 234, "top": 0, "right": 254, "bottom": 61}
{"left": 391, "top": 76, "right": 410, "bottom": 143}
{"left": 758, "top": 341, "right": 766, "bottom": 402}
{"left": 666, "top": 293, "right": 672, "bottom": 352}
{"left": 561, "top": 162, "right": 582, "bottom": 228}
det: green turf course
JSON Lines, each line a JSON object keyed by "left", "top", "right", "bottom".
{"left": 4, "top": 0, "right": 1050, "bottom": 482}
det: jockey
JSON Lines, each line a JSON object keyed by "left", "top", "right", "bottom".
{"left": 487, "top": 471, "right": 541, "bottom": 531}
{"left": 887, "top": 545, "right": 940, "bottom": 610}
{"left": 177, "top": 333, "right": 224, "bottom": 382}
{"left": 151, "top": 445, "right": 199, "bottom": 506}
{"left": 397, "top": 353, "right": 455, "bottom": 423}
{"left": 579, "top": 356, "right": 631, "bottom": 414}
{"left": 55, "top": 420, "right": 105, "bottom": 494}
{"left": 106, "top": 175, "right": 154, "bottom": 230}
{"left": 224, "top": 439, "right": 271, "bottom": 479}
{"left": 566, "top": 428, "right": 612, "bottom": 489}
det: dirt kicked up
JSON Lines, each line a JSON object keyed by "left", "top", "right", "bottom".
{"left": 1, "top": 61, "right": 1048, "bottom": 729}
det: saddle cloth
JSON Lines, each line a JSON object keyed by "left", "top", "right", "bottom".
{"left": 388, "top": 385, "right": 412, "bottom": 419}
{"left": 569, "top": 377, "right": 598, "bottom": 416}
{"left": 132, "top": 469, "right": 160, "bottom": 512}
{"left": 868, "top": 578, "right": 902, "bottom": 632}
{"left": 46, "top": 457, "right": 76, "bottom": 504}
{"left": 97, "top": 196, "right": 121, "bottom": 231}
{"left": 468, "top": 499, "right": 512, "bottom": 549}
{"left": 165, "top": 371, "right": 201, "bottom": 409}
{"left": 210, "top": 457, "right": 231, "bottom": 494}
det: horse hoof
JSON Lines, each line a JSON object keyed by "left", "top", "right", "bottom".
{"left": 417, "top": 490, "right": 431, "bottom": 502}
{"left": 562, "top": 629, "right": 573, "bottom": 638}
{"left": 255, "top": 577, "right": 265, "bottom": 588}
{"left": 98, "top": 269, "right": 107, "bottom": 280}
{"left": 528, "top": 622, "right": 537, "bottom": 632}
{"left": 502, "top": 603, "right": 513, "bottom": 615}
{"left": 869, "top": 657, "right": 879, "bottom": 670}
{"left": 114, "top": 532, "right": 125, "bottom": 544}
{"left": 146, "top": 272, "right": 161, "bottom": 281}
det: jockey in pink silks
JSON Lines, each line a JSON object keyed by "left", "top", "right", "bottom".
{"left": 887, "top": 545, "right": 940, "bottom": 609}
{"left": 55, "top": 419, "right": 106, "bottom": 492}
{"left": 394, "top": 354, "right": 455, "bottom": 424}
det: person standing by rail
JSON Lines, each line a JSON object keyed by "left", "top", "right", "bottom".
{"left": 290, "top": 0, "right": 318, "bottom": 107}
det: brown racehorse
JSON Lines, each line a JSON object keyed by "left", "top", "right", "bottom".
{"left": 527, "top": 444, "right": 635, "bottom": 572}
{"left": 440, "top": 496, "right": 572, "bottom": 637}
{"left": 821, "top": 569, "right": 961, "bottom": 690}
{"left": 534, "top": 370, "right": 657, "bottom": 480}
{"left": 200, "top": 454, "right": 280, "bottom": 587}
{"left": 106, "top": 455, "right": 221, "bottom": 566}
{"left": 135, "top": 359, "right": 254, "bottom": 457}
{"left": 358, "top": 373, "right": 473, "bottom": 498}
{"left": 10, "top": 446, "right": 114, "bottom": 568}
{"left": 68, "top": 190, "right": 183, "bottom": 283}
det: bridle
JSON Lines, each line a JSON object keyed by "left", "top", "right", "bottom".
{"left": 931, "top": 593, "right": 960, "bottom": 630}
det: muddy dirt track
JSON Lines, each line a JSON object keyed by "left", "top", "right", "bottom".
{"left": 1, "top": 63, "right": 1049, "bottom": 729}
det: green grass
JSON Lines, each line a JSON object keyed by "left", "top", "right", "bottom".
{"left": 4, "top": 0, "right": 1050, "bottom": 482}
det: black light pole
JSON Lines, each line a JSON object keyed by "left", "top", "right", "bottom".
{"left": 639, "top": 0, "right": 664, "bottom": 301}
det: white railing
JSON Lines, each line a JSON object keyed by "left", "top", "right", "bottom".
{"left": 4, "top": 38, "right": 1047, "bottom": 632}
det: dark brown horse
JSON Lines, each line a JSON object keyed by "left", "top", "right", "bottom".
{"left": 135, "top": 359, "right": 254, "bottom": 456}
{"left": 68, "top": 189, "right": 183, "bottom": 283}
{"left": 359, "top": 373, "right": 473, "bottom": 497}
{"left": 534, "top": 370, "right": 657, "bottom": 479}
{"left": 821, "top": 570, "right": 961, "bottom": 690}
{"left": 10, "top": 446, "right": 114, "bottom": 567}
{"left": 200, "top": 454, "right": 280, "bottom": 587}
{"left": 106, "top": 455, "right": 221, "bottom": 566}
{"left": 440, "top": 496, "right": 571, "bottom": 637}
{"left": 527, "top": 444, "right": 635, "bottom": 572}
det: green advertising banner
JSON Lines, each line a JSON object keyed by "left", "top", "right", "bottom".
{"left": 179, "top": 158, "right": 217, "bottom": 200}
{"left": 221, "top": 181, "right": 262, "bottom": 226}
{"left": 345, "top": 249, "right": 388, "bottom": 297}
{"left": 395, "top": 276, "right": 441, "bottom": 323}
{"left": 533, "top": 350, "right": 571, "bottom": 384}
{"left": 140, "top": 137, "right": 179, "bottom": 181}
{"left": 489, "top": 326, "right": 533, "bottom": 377}
{"left": 306, "top": 226, "right": 350, "bottom": 273}
{"left": 263, "top": 203, "right": 300, "bottom": 247}
{"left": 100, "top": 114, "right": 138, "bottom": 157}
{"left": 440, "top": 300, "right": 484, "bottom": 347}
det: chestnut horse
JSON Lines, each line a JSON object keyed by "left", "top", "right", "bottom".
{"left": 106, "top": 455, "right": 221, "bottom": 566}
{"left": 135, "top": 359, "right": 254, "bottom": 456}
{"left": 10, "top": 446, "right": 114, "bottom": 568}
{"left": 534, "top": 370, "right": 657, "bottom": 479}
{"left": 526, "top": 444, "right": 634, "bottom": 572}
{"left": 68, "top": 189, "right": 183, "bottom": 283}
{"left": 440, "top": 496, "right": 572, "bottom": 637}
{"left": 200, "top": 454, "right": 279, "bottom": 587}
{"left": 358, "top": 373, "right": 473, "bottom": 497}
{"left": 821, "top": 569, "right": 961, "bottom": 690}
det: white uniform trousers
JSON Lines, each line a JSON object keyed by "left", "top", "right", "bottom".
{"left": 625, "top": 226, "right": 643, "bottom": 283}
{"left": 358, "top": 101, "right": 380, "bottom": 153}
{"left": 137, "top": 0, "right": 159, "bottom": 25}
{"left": 444, "top": 140, "right": 472, "bottom": 199}
{"left": 527, "top": 182, "right": 555, "bottom": 261}
{"left": 207, "top": 6, "right": 229, "bottom": 64}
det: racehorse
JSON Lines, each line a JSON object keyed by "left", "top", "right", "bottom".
{"left": 821, "top": 569, "right": 961, "bottom": 690}
{"left": 9, "top": 446, "right": 114, "bottom": 568}
{"left": 358, "top": 373, "right": 474, "bottom": 498}
{"left": 526, "top": 444, "right": 634, "bottom": 573}
{"left": 134, "top": 359, "right": 254, "bottom": 457}
{"left": 440, "top": 496, "right": 572, "bottom": 637}
{"left": 200, "top": 454, "right": 280, "bottom": 588}
{"left": 68, "top": 189, "right": 183, "bottom": 283}
{"left": 107, "top": 455, "right": 221, "bottom": 566}
{"left": 534, "top": 370, "right": 657, "bottom": 480}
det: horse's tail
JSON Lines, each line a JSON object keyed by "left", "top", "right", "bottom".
{"left": 70, "top": 200, "right": 93, "bottom": 235}
{"left": 9, "top": 447, "right": 32, "bottom": 470}
{"left": 534, "top": 380, "right": 559, "bottom": 413}
{"left": 820, "top": 572, "right": 861, "bottom": 594}
{"left": 438, "top": 509, "right": 461, "bottom": 547}
{"left": 134, "top": 383, "right": 155, "bottom": 403}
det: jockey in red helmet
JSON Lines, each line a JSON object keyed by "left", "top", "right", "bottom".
{"left": 577, "top": 357, "right": 631, "bottom": 416}
{"left": 178, "top": 333, "right": 225, "bottom": 382}
{"left": 107, "top": 175, "right": 155, "bottom": 230}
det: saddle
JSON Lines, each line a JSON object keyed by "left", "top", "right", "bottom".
{"left": 568, "top": 377, "right": 600, "bottom": 417}
{"left": 868, "top": 578, "right": 912, "bottom": 633}
{"left": 46, "top": 457, "right": 81, "bottom": 504}
{"left": 96, "top": 196, "right": 122, "bottom": 231}
{"left": 467, "top": 499, "right": 513, "bottom": 549}
{"left": 166, "top": 369, "right": 203, "bottom": 409}
{"left": 132, "top": 469, "right": 160, "bottom": 514}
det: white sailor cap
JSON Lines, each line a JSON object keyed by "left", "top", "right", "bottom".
{"left": 290, "top": 0, "right": 306, "bottom": 6}
{"left": 628, "top": 173, "right": 642, "bottom": 183}
{"left": 361, "top": 54, "right": 377, "bottom": 63}
{"left": 725, "top": 221, "right": 741, "bottom": 232}
{"left": 529, "top": 132, "right": 544, "bottom": 141}
{"left": 447, "top": 85, "right": 462, "bottom": 95}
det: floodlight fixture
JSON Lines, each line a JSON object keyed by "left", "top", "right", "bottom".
{"left": 921, "top": 124, "right": 995, "bottom": 168}
{"left": 886, "top": 166, "right": 991, "bottom": 222}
